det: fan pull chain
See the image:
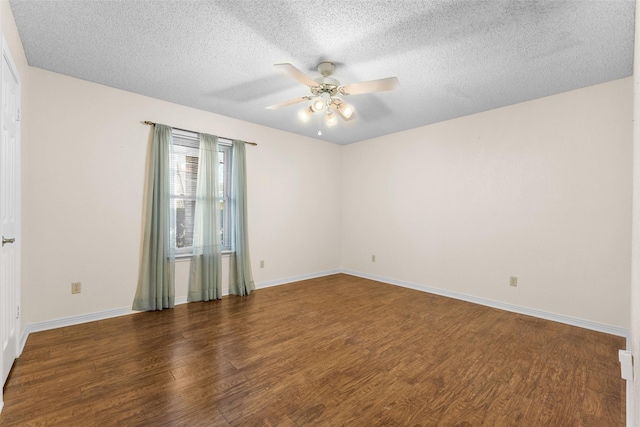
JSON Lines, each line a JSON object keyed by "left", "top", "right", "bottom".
{"left": 317, "top": 113, "right": 322, "bottom": 136}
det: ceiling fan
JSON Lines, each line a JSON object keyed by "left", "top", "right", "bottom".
{"left": 266, "top": 62, "right": 399, "bottom": 130}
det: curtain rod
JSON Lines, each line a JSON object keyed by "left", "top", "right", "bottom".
{"left": 142, "top": 121, "right": 257, "bottom": 146}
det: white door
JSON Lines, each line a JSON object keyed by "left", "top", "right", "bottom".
{"left": 0, "top": 37, "right": 20, "bottom": 391}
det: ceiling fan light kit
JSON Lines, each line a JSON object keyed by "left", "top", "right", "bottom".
{"left": 267, "top": 61, "right": 399, "bottom": 134}
{"left": 330, "top": 98, "right": 354, "bottom": 120}
{"left": 325, "top": 111, "right": 337, "bottom": 127}
{"left": 298, "top": 106, "right": 314, "bottom": 122}
{"left": 310, "top": 97, "right": 325, "bottom": 112}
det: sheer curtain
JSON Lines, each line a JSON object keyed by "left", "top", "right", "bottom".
{"left": 229, "top": 140, "right": 255, "bottom": 296}
{"left": 133, "top": 124, "right": 175, "bottom": 311}
{"left": 188, "top": 133, "right": 222, "bottom": 301}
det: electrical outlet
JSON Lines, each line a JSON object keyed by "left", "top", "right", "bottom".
{"left": 372, "top": 255, "right": 376, "bottom": 262}
{"left": 260, "top": 260, "right": 264, "bottom": 268}
{"left": 509, "top": 276, "right": 518, "bottom": 287}
{"left": 71, "top": 282, "right": 82, "bottom": 294}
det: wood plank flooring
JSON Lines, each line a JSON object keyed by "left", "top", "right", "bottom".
{"left": 1, "top": 274, "right": 625, "bottom": 426}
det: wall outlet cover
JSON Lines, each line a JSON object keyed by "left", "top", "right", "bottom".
{"left": 71, "top": 282, "right": 82, "bottom": 294}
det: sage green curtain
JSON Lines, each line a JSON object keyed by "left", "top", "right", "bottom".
{"left": 133, "top": 124, "right": 175, "bottom": 311}
{"left": 188, "top": 133, "right": 222, "bottom": 301}
{"left": 229, "top": 140, "right": 255, "bottom": 296}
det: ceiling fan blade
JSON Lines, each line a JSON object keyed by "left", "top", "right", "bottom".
{"left": 340, "top": 77, "right": 400, "bottom": 95}
{"left": 266, "top": 96, "right": 311, "bottom": 110}
{"left": 274, "top": 63, "right": 320, "bottom": 88}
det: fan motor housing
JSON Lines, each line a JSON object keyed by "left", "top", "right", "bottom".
{"left": 312, "top": 76, "right": 339, "bottom": 96}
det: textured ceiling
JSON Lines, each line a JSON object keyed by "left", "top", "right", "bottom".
{"left": 10, "top": 0, "right": 636, "bottom": 145}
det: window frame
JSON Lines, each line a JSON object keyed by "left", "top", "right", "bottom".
{"left": 170, "top": 129, "right": 233, "bottom": 257}
{"left": 218, "top": 143, "right": 232, "bottom": 252}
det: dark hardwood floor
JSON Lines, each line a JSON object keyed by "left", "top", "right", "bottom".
{"left": 0, "top": 274, "right": 625, "bottom": 426}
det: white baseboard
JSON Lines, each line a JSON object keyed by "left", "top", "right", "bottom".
{"left": 18, "top": 268, "right": 628, "bottom": 359}
{"left": 256, "top": 269, "right": 342, "bottom": 289}
{"left": 19, "top": 306, "right": 133, "bottom": 355}
{"left": 19, "top": 296, "right": 189, "bottom": 355}
{"left": 18, "top": 270, "right": 341, "bottom": 355}
{"left": 627, "top": 379, "right": 633, "bottom": 427}
{"left": 342, "top": 269, "right": 629, "bottom": 338}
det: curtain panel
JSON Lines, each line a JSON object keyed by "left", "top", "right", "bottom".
{"left": 133, "top": 125, "right": 255, "bottom": 310}
{"left": 229, "top": 140, "right": 255, "bottom": 296}
{"left": 133, "top": 124, "right": 175, "bottom": 311}
{"left": 188, "top": 133, "right": 222, "bottom": 301}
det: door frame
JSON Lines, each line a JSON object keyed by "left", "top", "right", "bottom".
{"left": 0, "top": 34, "right": 22, "bottom": 414}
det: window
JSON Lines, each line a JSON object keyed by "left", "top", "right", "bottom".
{"left": 170, "top": 130, "right": 232, "bottom": 254}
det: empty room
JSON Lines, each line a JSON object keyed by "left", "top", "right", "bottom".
{"left": 0, "top": 1, "right": 638, "bottom": 426}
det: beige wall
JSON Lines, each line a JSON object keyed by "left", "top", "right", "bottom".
{"left": 9, "top": 0, "right": 633, "bottom": 335}
{"left": 22, "top": 70, "right": 634, "bottom": 331}
{"left": 342, "top": 78, "right": 632, "bottom": 329}
{"left": 4, "top": 0, "right": 635, "bottom": 420}
{"left": 22, "top": 67, "right": 342, "bottom": 326}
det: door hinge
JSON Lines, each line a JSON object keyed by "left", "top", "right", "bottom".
{"left": 17, "top": 108, "right": 20, "bottom": 122}
{"left": 16, "top": 304, "right": 20, "bottom": 319}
